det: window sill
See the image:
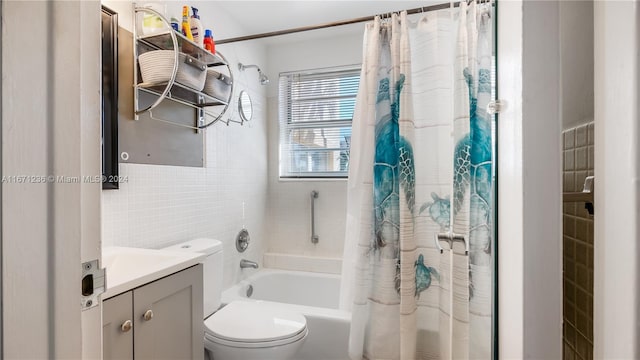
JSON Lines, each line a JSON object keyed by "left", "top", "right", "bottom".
{"left": 278, "top": 177, "right": 348, "bottom": 182}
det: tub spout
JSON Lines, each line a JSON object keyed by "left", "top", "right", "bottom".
{"left": 240, "top": 259, "right": 259, "bottom": 269}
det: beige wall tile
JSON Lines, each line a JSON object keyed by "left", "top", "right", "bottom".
{"left": 562, "top": 122, "right": 595, "bottom": 355}
{"left": 565, "top": 128, "right": 576, "bottom": 149}
{"left": 576, "top": 124, "right": 588, "bottom": 147}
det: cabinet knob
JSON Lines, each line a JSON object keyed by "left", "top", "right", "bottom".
{"left": 143, "top": 309, "right": 154, "bottom": 321}
{"left": 121, "top": 320, "right": 132, "bottom": 333}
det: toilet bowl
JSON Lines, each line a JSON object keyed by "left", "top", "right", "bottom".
{"left": 163, "top": 238, "right": 308, "bottom": 360}
{"left": 204, "top": 301, "right": 307, "bottom": 360}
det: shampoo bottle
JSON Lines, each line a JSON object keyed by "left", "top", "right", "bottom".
{"left": 190, "top": 7, "right": 204, "bottom": 47}
{"left": 181, "top": 6, "right": 194, "bottom": 41}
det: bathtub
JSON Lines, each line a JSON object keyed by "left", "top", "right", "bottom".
{"left": 222, "top": 269, "right": 351, "bottom": 360}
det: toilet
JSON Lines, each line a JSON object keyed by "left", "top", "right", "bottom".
{"left": 163, "top": 238, "right": 308, "bottom": 360}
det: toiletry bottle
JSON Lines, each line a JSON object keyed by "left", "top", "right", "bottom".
{"left": 203, "top": 30, "right": 216, "bottom": 54}
{"left": 181, "top": 6, "right": 194, "bottom": 41}
{"left": 190, "top": 7, "right": 204, "bottom": 47}
{"left": 170, "top": 17, "right": 180, "bottom": 33}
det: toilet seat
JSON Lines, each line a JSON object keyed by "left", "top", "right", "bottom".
{"left": 204, "top": 301, "right": 307, "bottom": 349}
{"left": 205, "top": 327, "right": 308, "bottom": 349}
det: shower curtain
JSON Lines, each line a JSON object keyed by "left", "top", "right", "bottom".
{"left": 339, "top": 2, "right": 493, "bottom": 359}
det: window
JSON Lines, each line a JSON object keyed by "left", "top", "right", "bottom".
{"left": 279, "top": 66, "right": 360, "bottom": 178}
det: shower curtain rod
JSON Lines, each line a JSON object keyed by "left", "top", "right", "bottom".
{"left": 216, "top": 0, "right": 492, "bottom": 45}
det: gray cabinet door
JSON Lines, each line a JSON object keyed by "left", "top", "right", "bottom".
{"left": 133, "top": 265, "right": 204, "bottom": 360}
{"left": 103, "top": 291, "right": 134, "bottom": 360}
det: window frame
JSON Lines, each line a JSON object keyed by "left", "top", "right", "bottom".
{"left": 278, "top": 64, "right": 361, "bottom": 180}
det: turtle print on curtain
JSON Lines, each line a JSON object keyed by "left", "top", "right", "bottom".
{"left": 450, "top": 2, "right": 494, "bottom": 357}
{"left": 339, "top": 2, "right": 493, "bottom": 359}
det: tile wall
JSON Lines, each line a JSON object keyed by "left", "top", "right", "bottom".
{"left": 100, "top": 0, "right": 271, "bottom": 290}
{"left": 562, "top": 122, "right": 594, "bottom": 360}
{"left": 264, "top": 33, "right": 362, "bottom": 266}
{"left": 102, "top": 43, "right": 269, "bottom": 290}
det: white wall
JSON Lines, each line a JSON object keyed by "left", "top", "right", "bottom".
{"left": 80, "top": 1, "right": 104, "bottom": 358}
{"left": 522, "top": 1, "right": 563, "bottom": 357}
{"left": 559, "top": 0, "right": 594, "bottom": 130}
{"left": 496, "top": 1, "right": 524, "bottom": 355}
{"left": 2, "top": 1, "right": 102, "bottom": 358}
{"left": 264, "top": 32, "right": 363, "bottom": 265}
{"left": 594, "top": 1, "right": 639, "bottom": 357}
{"left": 101, "top": 0, "right": 269, "bottom": 289}
{"left": 498, "top": 0, "right": 563, "bottom": 357}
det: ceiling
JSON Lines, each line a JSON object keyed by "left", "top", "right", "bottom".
{"left": 212, "top": 1, "right": 442, "bottom": 44}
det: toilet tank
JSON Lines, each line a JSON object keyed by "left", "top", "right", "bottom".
{"left": 162, "top": 238, "right": 223, "bottom": 318}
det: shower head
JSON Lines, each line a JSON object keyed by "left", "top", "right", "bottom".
{"left": 258, "top": 70, "right": 270, "bottom": 85}
{"left": 238, "top": 62, "right": 270, "bottom": 86}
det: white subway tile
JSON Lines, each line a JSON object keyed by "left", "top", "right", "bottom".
{"left": 102, "top": 65, "right": 268, "bottom": 289}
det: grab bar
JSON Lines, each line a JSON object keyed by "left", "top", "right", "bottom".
{"left": 311, "top": 190, "right": 319, "bottom": 244}
{"left": 563, "top": 176, "right": 594, "bottom": 215}
{"left": 563, "top": 192, "right": 593, "bottom": 203}
{"left": 563, "top": 175, "right": 594, "bottom": 203}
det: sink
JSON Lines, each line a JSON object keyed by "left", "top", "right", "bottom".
{"left": 102, "top": 246, "right": 205, "bottom": 299}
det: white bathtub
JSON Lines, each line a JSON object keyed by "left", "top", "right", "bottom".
{"left": 222, "top": 269, "right": 351, "bottom": 360}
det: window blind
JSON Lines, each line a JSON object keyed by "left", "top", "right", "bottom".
{"left": 279, "top": 66, "right": 360, "bottom": 178}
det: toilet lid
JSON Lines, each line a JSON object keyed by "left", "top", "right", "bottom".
{"left": 204, "top": 301, "right": 307, "bottom": 343}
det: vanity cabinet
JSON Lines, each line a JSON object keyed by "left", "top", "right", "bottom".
{"left": 103, "top": 291, "right": 134, "bottom": 359}
{"left": 103, "top": 264, "right": 204, "bottom": 360}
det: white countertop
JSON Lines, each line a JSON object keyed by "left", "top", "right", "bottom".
{"left": 102, "top": 246, "right": 205, "bottom": 299}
